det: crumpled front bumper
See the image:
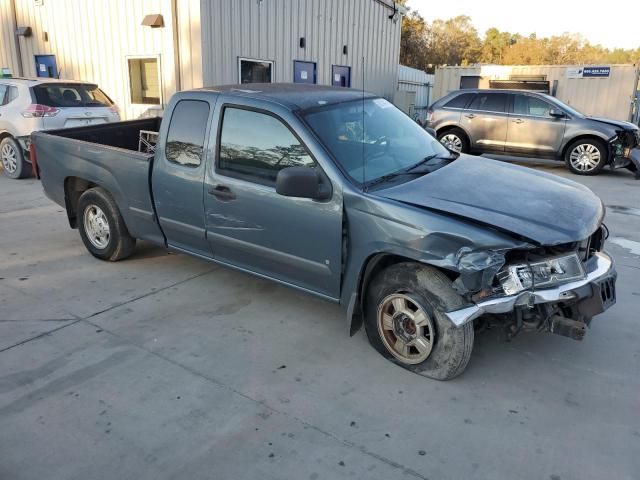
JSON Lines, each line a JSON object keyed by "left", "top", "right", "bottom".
{"left": 445, "top": 252, "right": 616, "bottom": 327}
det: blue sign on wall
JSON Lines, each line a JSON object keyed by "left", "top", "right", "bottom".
{"left": 582, "top": 66, "right": 611, "bottom": 78}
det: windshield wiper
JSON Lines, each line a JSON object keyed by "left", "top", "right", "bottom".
{"left": 365, "top": 153, "right": 458, "bottom": 190}
{"left": 405, "top": 152, "right": 458, "bottom": 173}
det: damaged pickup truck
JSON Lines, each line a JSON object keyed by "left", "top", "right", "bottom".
{"left": 32, "top": 84, "right": 617, "bottom": 380}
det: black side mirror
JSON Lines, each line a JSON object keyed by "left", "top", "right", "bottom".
{"left": 549, "top": 108, "right": 565, "bottom": 118}
{"left": 276, "top": 166, "right": 330, "bottom": 200}
{"left": 425, "top": 127, "right": 437, "bottom": 138}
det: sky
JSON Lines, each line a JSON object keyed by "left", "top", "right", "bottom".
{"left": 408, "top": 0, "right": 640, "bottom": 50}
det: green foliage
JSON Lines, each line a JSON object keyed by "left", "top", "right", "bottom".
{"left": 400, "top": 12, "right": 640, "bottom": 71}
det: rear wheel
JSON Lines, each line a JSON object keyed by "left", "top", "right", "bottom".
{"left": 437, "top": 128, "right": 469, "bottom": 154}
{"left": 1, "top": 137, "right": 30, "bottom": 179}
{"left": 78, "top": 187, "right": 136, "bottom": 261}
{"left": 565, "top": 139, "right": 607, "bottom": 175}
{"left": 364, "top": 263, "right": 474, "bottom": 380}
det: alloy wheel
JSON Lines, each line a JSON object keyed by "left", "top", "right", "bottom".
{"left": 569, "top": 143, "right": 601, "bottom": 172}
{"left": 83, "top": 204, "right": 111, "bottom": 249}
{"left": 440, "top": 133, "right": 463, "bottom": 152}
{"left": 377, "top": 293, "right": 435, "bottom": 365}
{"left": 1, "top": 143, "right": 18, "bottom": 174}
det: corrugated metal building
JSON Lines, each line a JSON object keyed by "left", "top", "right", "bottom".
{"left": 433, "top": 64, "right": 640, "bottom": 122}
{"left": 0, "top": 0, "right": 404, "bottom": 119}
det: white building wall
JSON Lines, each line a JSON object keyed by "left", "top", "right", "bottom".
{"left": 199, "top": 0, "right": 403, "bottom": 99}
{"left": 0, "top": 0, "right": 20, "bottom": 75}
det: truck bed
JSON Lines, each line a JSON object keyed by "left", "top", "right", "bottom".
{"left": 32, "top": 118, "right": 165, "bottom": 245}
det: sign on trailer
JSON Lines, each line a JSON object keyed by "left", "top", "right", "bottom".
{"left": 567, "top": 66, "right": 611, "bottom": 79}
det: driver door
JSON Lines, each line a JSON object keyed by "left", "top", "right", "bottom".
{"left": 204, "top": 101, "right": 342, "bottom": 299}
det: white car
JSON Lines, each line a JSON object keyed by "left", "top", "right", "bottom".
{"left": 0, "top": 78, "right": 120, "bottom": 179}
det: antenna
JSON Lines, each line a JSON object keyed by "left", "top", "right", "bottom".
{"left": 362, "top": 54, "right": 366, "bottom": 191}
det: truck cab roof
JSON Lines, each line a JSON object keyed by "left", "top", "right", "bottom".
{"left": 196, "top": 83, "right": 377, "bottom": 111}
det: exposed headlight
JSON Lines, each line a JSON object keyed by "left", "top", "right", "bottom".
{"left": 497, "top": 253, "right": 586, "bottom": 295}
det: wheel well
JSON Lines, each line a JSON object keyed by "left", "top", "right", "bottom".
{"left": 561, "top": 135, "right": 609, "bottom": 162}
{"left": 0, "top": 132, "right": 12, "bottom": 142}
{"left": 436, "top": 125, "right": 467, "bottom": 139}
{"left": 349, "top": 253, "right": 457, "bottom": 335}
{"left": 64, "top": 177, "right": 97, "bottom": 228}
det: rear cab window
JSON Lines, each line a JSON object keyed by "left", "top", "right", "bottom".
{"left": 467, "top": 93, "right": 508, "bottom": 113}
{"left": 32, "top": 83, "right": 114, "bottom": 108}
{"left": 165, "top": 100, "right": 210, "bottom": 167}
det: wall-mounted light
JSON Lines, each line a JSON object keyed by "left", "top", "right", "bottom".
{"left": 343, "top": 45, "right": 348, "bottom": 55}
{"left": 43, "top": 31, "right": 48, "bottom": 42}
{"left": 141, "top": 14, "right": 164, "bottom": 28}
{"left": 299, "top": 37, "right": 305, "bottom": 48}
{"left": 16, "top": 26, "right": 32, "bottom": 37}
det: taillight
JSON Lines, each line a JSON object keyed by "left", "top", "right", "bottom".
{"left": 22, "top": 104, "right": 60, "bottom": 118}
{"left": 30, "top": 141, "right": 40, "bottom": 179}
{"left": 426, "top": 108, "right": 434, "bottom": 122}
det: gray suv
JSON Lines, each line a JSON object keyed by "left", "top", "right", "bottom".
{"left": 427, "top": 89, "right": 640, "bottom": 176}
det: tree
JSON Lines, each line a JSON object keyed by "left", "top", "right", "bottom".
{"left": 399, "top": 13, "right": 640, "bottom": 69}
{"left": 399, "top": 11, "right": 429, "bottom": 70}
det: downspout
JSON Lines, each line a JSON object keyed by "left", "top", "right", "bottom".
{"left": 9, "top": 0, "right": 24, "bottom": 76}
{"left": 171, "top": 0, "right": 182, "bottom": 94}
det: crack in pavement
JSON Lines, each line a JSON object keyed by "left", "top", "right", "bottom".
{"left": 0, "top": 268, "right": 217, "bottom": 354}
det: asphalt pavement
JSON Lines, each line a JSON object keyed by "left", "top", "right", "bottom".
{"left": 1, "top": 161, "right": 639, "bottom": 480}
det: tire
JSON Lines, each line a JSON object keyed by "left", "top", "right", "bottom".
{"left": 77, "top": 187, "right": 136, "bottom": 261}
{"left": 364, "top": 262, "right": 474, "bottom": 380}
{"left": 564, "top": 138, "right": 607, "bottom": 175}
{"left": 437, "top": 128, "right": 469, "bottom": 154}
{"left": 1, "top": 137, "right": 30, "bottom": 179}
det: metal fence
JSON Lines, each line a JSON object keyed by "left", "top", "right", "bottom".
{"left": 398, "top": 65, "right": 434, "bottom": 122}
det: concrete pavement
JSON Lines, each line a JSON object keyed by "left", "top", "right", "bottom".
{"left": 1, "top": 163, "right": 639, "bottom": 480}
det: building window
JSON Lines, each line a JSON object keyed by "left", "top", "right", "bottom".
{"left": 165, "top": 100, "right": 210, "bottom": 167}
{"left": 218, "top": 107, "right": 314, "bottom": 184}
{"left": 239, "top": 58, "right": 273, "bottom": 84}
{"left": 128, "top": 57, "right": 161, "bottom": 105}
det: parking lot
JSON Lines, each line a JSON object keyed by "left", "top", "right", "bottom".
{"left": 1, "top": 161, "right": 639, "bottom": 480}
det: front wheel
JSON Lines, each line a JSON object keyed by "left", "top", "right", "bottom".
{"left": 78, "top": 187, "right": 136, "bottom": 261}
{"left": 565, "top": 139, "right": 607, "bottom": 175}
{"left": 364, "top": 263, "right": 474, "bottom": 380}
{"left": 1, "top": 137, "right": 30, "bottom": 179}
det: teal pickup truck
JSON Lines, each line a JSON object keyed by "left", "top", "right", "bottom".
{"left": 32, "top": 84, "right": 617, "bottom": 380}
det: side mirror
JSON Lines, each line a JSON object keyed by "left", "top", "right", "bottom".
{"left": 425, "top": 127, "right": 437, "bottom": 138}
{"left": 276, "top": 166, "right": 330, "bottom": 200}
{"left": 549, "top": 108, "right": 565, "bottom": 118}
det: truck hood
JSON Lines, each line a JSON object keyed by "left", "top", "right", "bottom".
{"left": 376, "top": 155, "right": 604, "bottom": 245}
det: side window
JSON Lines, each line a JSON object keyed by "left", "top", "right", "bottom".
{"left": 0, "top": 85, "right": 7, "bottom": 106}
{"left": 218, "top": 107, "right": 315, "bottom": 184}
{"left": 444, "top": 92, "right": 475, "bottom": 109}
{"left": 513, "top": 95, "right": 553, "bottom": 117}
{"left": 468, "top": 93, "right": 507, "bottom": 113}
{"left": 7, "top": 86, "right": 18, "bottom": 104}
{"left": 165, "top": 100, "right": 210, "bottom": 167}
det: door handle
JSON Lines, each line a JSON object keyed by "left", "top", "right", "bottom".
{"left": 208, "top": 184, "right": 236, "bottom": 201}
{"left": 465, "top": 113, "right": 475, "bottom": 119}
{"left": 512, "top": 118, "right": 524, "bottom": 124}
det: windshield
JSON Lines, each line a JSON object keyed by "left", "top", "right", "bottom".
{"left": 303, "top": 98, "right": 451, "bottom": 186}
{"left": 33, "top": 84, "right": 114, "bottom": 108}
